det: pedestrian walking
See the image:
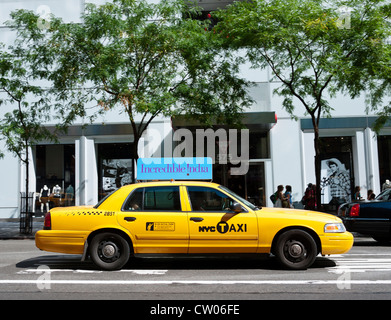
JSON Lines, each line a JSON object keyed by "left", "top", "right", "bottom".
{"left": 304, "top": 184, "right": 316, "bottom": 210}
{"left": 367, "top": 189, "right": 376, "bottom": 200}
{"left": 353, "top": 186, "right": 364, "bottom": 201}
{"left": 283, "top": 185, "right": 293, "bottom": 208}
{"left": 274, "top": 185, "right": 284, "bottom": 208}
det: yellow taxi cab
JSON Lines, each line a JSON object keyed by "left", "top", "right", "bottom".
{"left": 35, "top": 181, "right": 353, "bottom": 270}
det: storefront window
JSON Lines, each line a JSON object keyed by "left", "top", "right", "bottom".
{"left": 378, "top": 136, "right": 391, "bottom": 186}
{"left": 319, "top": 137, "right": 354, "bottom": 206}
{"left": 212, "top": 131, "right": 268, "bottom": 207}
{"left": 173, "top": 127, "right": 269, "bottom": 207}
{"left": 35, "top": 144, "right": 75, "bottom": 215}
{"left": 97, "top": 143, "right": 134, "bottom": 200}
{"left": 213, "top": 162, "right": 266, "bottom": 207}
{"left": 249, "top": 132, "right": 269, "bottom": 159}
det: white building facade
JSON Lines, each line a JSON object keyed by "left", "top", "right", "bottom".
{"left": 0, "top": 0, "right": 387, "bottom": 218}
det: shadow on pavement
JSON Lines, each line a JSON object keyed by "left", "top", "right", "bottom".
{"left": 16, "top": 253, "right": 337, "bottom": 271}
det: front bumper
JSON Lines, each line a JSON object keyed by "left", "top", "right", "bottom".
{"left": 320, "top": 231, "right": 354, "bottom": 255}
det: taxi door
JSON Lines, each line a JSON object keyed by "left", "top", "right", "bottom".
{"left": 117, "top": 186, "right": 189, "bottom": 254}
{"left": 185, "top": 186, "right": 259, "bottom": 253}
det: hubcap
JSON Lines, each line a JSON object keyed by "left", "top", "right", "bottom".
{"left": 284, "top": 240, "right": 306, "bottom": 261}
{"left": 102, "top": 243, "right": 116, "bottom": 258}
{"left": 289, "top": 242, "right": 304, "bottom": 258}
{"left": 98, "top": 240, "right": 120, "bottom": 262}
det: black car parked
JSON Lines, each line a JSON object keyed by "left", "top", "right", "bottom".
{"left": 338, "top": 188, "right": 391, "bottom": 242}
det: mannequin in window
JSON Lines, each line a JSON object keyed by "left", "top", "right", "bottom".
{"left": 39, "top": 185, "right": 50, "bottom": 213}
{"left": 53, "top": 184, "right": 61, "bottom": 198}
{"left": 382, "top": 179, "right": 391, "bottom": 191}
{"left": 65, "top": 184, "right": 74, "bottom": 206}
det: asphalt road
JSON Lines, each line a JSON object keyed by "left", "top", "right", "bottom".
{"left": 1, "top": 236, "right": 391, "bottom": 303}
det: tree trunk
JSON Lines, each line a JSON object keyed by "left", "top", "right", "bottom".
{"left": 132, "top": 135, "right": 139, "bottom": 183}
{"left": 24, "top": 141, "right": 31, "bottom": 234}
{"left": 313, "top": 124, "right": 322, "bottom": 211}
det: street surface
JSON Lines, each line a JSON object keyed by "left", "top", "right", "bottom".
{"left": 0, "top": 236, "right": 391, "bottom": 301}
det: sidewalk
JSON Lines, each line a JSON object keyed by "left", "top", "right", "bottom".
{"left": 0, "top": 218, "right": 44, "bottom": 239}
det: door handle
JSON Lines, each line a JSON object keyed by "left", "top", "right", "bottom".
{"left": 124, "top": 217, "right": 136, "bottom": 222}
{"left": 190, "top": 217, "right": 204, "bottom": 222}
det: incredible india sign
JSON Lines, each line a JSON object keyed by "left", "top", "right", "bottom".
{"left": 136, "top": 157, "right": 212, "bottom": 180}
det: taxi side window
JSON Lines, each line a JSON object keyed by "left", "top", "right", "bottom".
{"left": 144, "top": 186, "right": 181, "bottom": 211}
{"left": 187, "top": 186, "right": 233, "bottom": 212}
{"left": 123, "top": 186, "right": 181, "bottom": 211}
{"left": 123, "top": 188, "right": 143, "bottom": 211}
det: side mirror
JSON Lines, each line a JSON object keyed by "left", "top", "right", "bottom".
{"left": 231, "top": 202, "right": 242, "bottom": 213}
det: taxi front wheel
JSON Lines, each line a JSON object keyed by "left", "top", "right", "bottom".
{"left": 274, "top": 229, "right": 317, "bottom": 270}
{"left": 90, "top": 232, "right": 131, "bottom": 271}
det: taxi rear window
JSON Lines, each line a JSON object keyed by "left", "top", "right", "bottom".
{"left": 122, "top": 186, "right": 181, "bottom": 211}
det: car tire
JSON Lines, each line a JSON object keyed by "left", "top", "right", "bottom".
{"left": 90, "top": 232, "right": 130, "bottom": 271}
{"left": 274, "top": 229, "right": 318, "bottom": 270}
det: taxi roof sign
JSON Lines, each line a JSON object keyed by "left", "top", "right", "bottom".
{"left": 136, "top": 157, "right": 212, "bottom": 180}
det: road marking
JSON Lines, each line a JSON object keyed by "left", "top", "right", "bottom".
{"left": 16, "top": 269, "right": 168, "bottom": 275}
{"left": 2, "top": 279, "right": 391, "bottom": 285}
{"left": 328, "top": 256, "right": 391, "bottom": 273}
{"left": 116, "top": 270, "right": 168, "bottom": 275}
{"left": 335, "top": 254, "right": 391, "bottom": 256}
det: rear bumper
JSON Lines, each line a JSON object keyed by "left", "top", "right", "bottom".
{"left": 35, "top": 230, "right": 89, "bottom": 255}
{"left": 320, "top": 231, "right": 354, "bottom": 255}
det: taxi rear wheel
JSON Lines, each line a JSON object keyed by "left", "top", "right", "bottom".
{"left": 90, "top": 232, "right": 130, "bottom": 271}
{"left": 274, "top": 229, "right": 317, "bottom": 270}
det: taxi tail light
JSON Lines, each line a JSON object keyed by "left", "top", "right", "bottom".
{"left": 350, "top": 204, "right": 360, "bottom": 217}
{"left": 44, "top": 212, "right": 51, "bottom": 230}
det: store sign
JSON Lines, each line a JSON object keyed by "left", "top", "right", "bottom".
{"left": 137, "top": 157, "right": 212, "bottom": 180}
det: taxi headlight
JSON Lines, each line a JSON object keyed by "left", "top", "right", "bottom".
{"left": 324, "top": 223, "right": 346, "bottom": 233}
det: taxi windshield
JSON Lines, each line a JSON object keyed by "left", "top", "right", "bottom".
{"left": 218, "top": 185, "right": 260, "bottom": 211}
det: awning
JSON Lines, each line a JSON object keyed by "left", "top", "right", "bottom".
{"left": 45, "top": 123, "right": 134, "bottom": 137}
{"left": 171, "top": 112, "right": 277, "bottom": 132}
{"left": 187, "top": 0, "right": 236, "bottom": 11}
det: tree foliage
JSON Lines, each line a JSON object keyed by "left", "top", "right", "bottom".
{"left": 0, "top": 46, "right": 60, "bottom": 233}
{"left": 0, "top": 51, "right": 54, "bottom": 161}
{"left": 216, "top": 0, "right": 391, "bottom": 207}
{"left": 8, "top": 0, "right": 252, "bottom": 173}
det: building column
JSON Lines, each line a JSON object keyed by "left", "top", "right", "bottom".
{"left": 75, "top": 136, "right": 98, "bottom": 206}
{"left": 0, "top": 141, "right": 22, "bottom": 218}
{"left": 353, "top": 131, "right": 366, "bottom": 194}
{"left": 264, "top": 160, "right": 274, "bottom": 207}
{"left": 364, "top": 127, "right": 380, "bottom": 195}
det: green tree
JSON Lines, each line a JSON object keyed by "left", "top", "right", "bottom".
{"left": 9, "top": 0, "right": 252, "bottom": 182}
{"left": 0, "top": 49, "right": 56, "bottom": 233}
{"left": 216, "top": 0, "right": 391, "bottom": 208}
{"left": 0, "top": 18, "right": 84, "bottom": 230}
